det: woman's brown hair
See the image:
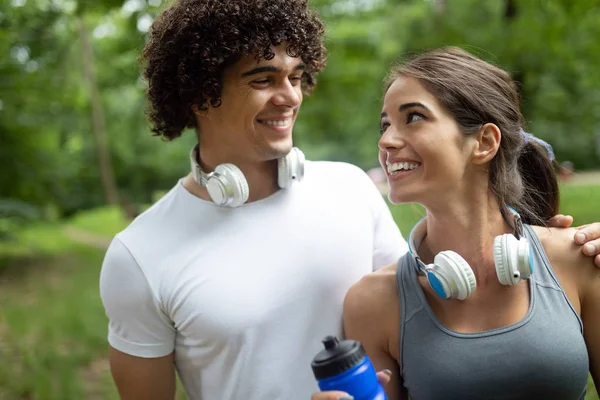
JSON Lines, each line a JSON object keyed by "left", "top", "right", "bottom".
{"left": 386, "top": 47, "right": 558, "bottom": 225}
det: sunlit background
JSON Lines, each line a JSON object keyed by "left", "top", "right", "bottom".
{"left": 1, "top": 0, "right": 599, "bottom": 398}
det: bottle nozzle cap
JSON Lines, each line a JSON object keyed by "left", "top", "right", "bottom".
{"left": 312, "top": 335, "right": 367, "bottom": 380}
{"left": 323, "top": 335, "right": 339, "bottom": 350}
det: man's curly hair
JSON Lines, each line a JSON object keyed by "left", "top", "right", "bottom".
{"left": 141, "top": 0, "right": 327, "bottom": 141}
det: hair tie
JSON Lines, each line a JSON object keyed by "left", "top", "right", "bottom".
{"left": 520, "top": 128, "right": 555, "bottom": 161}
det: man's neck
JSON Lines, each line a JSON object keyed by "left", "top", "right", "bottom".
{"left": 186, "top": 159, "right": 280, "bottom": 204}
{"left": 228, "top": 159, "right": 280, "bottom": 202}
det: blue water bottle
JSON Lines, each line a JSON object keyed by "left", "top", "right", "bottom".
{"left": 311, "top": 335, "right": 387, "bottom": 400}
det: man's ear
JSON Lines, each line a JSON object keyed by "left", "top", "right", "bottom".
{"left": 471, "top": 123, "right": 501, "bottom": 164}
{"left": 191, "top": 103, "right": 208, "bottom": 117}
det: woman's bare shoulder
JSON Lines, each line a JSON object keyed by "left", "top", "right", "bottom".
{"left": 530, "top": 225, "right": 597, "bottom": 294}
{"left": 531, "top": 226, "right": 590, "bottom": 269}
{"left": 343, "top": 263, "right": 399, "bottom": 327}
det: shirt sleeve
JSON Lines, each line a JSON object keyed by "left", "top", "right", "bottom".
{"left": 365, "top": 177, "right": 409, "bottom": 271}
{"left": 99, "top": 237, "right": 176, "bottom": 358}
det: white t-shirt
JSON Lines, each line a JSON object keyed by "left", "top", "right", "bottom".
{"left": 100, "top": 160, "right": 407, "bottom": 400}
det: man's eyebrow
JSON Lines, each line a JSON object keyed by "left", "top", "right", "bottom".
{"left": 241, "top": 63, "right": 306, "bottom": 78}
{"left": 241, "top": 66, "right": 279, "bottom": 77}
{"left": 399, "top": 102, "right": 430, "bottom": 112}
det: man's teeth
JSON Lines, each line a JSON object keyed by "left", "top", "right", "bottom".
{"left": 387, "top": 162, "right": 420, "bottom": 173}
{"left": 261, "top": 119, "right": 291, "bottom": 126}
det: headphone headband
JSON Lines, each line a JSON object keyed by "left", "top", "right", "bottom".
{"left": 408, "top": 206, "right": 524, "bottom": 272}
{"left": 190, "top": 145, "right": 210, "bottom": 186}
{"left": 506, "top": 206, "right": 524, "bottom": 239}
{"left": 407, "top": 207, "right": 532, "bottom": 300}
{"left": 188, "top": 144, "right": 304, "bottom": 207}
{"left": 407, "top": 218, "right": 428, "bottom": 274}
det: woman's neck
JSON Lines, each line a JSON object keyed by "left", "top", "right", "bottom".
{"left": 418, "top": 193, "right": 514, "bottom": 287}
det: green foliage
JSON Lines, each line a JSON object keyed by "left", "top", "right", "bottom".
{"left": 1, "top": 0, "right": 600, "bottom": 217}
{"left": 397, "top": 0, "right": 600, "bottom": 169}
{"left": 0, "top": 223, "right": 72, "bottom": 261}
{"left": 67, "top": 205, "right": 129, "bottom": 237}
{"left": 0, "top": 246, "right": 119, "bottom": 399}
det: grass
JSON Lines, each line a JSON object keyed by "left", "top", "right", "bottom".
{"left": 0, "top": 231, "right": 118, "bottom": 399}
{"left": 0, "top": 223, "right": 74, "bottom": 260}
{"left": 560, "top": 183, "right": 600, "bottom": 227}
{"left": 0, "top": 213, "right": 185, "bottom": 399}
{"left": 0, "top": 180, "right": 598, "bottom": 399}
{"left": 67, "top": 206, "right": 130, "bottom": 238}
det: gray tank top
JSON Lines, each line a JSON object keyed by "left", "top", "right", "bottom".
{"left": 396, "top": 224, "right": 589, "bottom": 400}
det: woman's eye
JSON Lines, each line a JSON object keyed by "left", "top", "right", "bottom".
{"left": 407, "top": 112, "right": 425, "bottom": 124}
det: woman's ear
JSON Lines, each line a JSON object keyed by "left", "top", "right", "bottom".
{"left": 471, "top": 123, "right": 501, "bottom": 164}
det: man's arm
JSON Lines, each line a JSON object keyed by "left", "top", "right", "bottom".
{"left": 583, "top": 273, "right": 600, "bottom": 392}
{"left": 539, "top": 226, "right": 600, "bottom": 391}
{"left": 109, "top": 348, "right": 175, "bottom": 400}
{"left": 577, "top": 237, "right": 600, "bottom": 391}
{"left": 100, "top": 238, "right": 178, "bottom": 398}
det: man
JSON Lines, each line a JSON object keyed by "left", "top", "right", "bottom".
{"left": 100, "top": 1, "right": 600, "bottom": 399}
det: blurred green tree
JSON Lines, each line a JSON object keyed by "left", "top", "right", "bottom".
{"left": 1, "top": 0, "right": 598, "bottom": 224}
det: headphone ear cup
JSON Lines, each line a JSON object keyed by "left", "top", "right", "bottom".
{"left": 517, "top": 237, "right": 533, "bottom": 278}
{"left": 210, "top": 164, "right": 249, "bottom": 207}
{"left": 430, "top": 251, "right": 476, "bottom": 300}
{"left": 278, "top": 147, "right": 305, "bottom": 189}
{"left": 205, "top": 173, "right": 228, "bottom": 206}
{"left": 494, "top": 234, "right": 532, "bottom": 286}
{"left": 494, "top": 235, "right": 513, "bottom": 286}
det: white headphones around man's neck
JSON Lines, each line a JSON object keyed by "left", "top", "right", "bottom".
{"left": 189, "top": 145, "right": 305, "bottom": 207}
{"left": 408, "top": 207, "right": 533, "bottom": 300}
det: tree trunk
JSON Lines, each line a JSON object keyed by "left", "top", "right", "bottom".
{"left": 78, "top": 16, "right": 120, "bottom": 205}
{"left": 433, "top": 0, "right": 446, "bottom": 13}
{"left": 505, "top": 0, "right": 518, "bottom": 20}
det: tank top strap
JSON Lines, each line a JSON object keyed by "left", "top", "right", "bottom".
{"left": 396, "top": 254, "right": 425, "bottom": 337}
{"left": 523, "top": 224, "right": 583, "bottom": 333}
{"left": 523, "top": 224, "right": 561, "bottom": 289}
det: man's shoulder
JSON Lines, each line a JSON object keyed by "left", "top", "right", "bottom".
{"left": 307, "top": 160, "right": 368, "bottom": 176}
{"left": 113, "top": 180, "right": 199, "bottom": 261}
{"left": 118, "top": 184, "right": 180, "bottom": 237}
{"left": 306, "top": 160, "right": 379, "bottom": 190}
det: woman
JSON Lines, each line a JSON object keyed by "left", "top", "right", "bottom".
{"left": 338, "top": 47, "right": 599, "bottom": 399}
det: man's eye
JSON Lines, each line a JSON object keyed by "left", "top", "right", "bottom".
{"left": 252, "top": 79, "right": 269, "bottom": 85}
{"left": 380, "top": 122, "right": 390, "bottom": 135}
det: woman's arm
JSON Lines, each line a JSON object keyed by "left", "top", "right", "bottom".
{"left": 343, "top": 265, "right": 407, "bottom": 400}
